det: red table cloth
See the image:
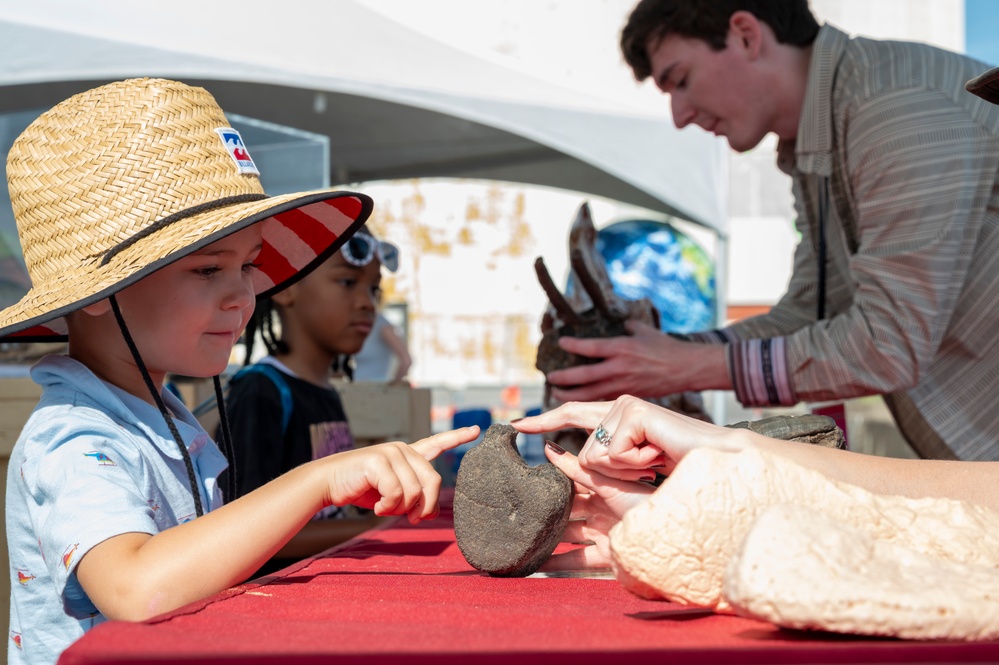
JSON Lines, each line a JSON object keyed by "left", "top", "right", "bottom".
{"left": 60, "top": 491, "right": 999, "bottom": 664}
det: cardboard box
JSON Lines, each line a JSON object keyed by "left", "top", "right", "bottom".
{"left": 337, "top": 382, "right": 432, "bottom": 446}
{"left": 0, "top": 376, "right": 41, "bottom": 456}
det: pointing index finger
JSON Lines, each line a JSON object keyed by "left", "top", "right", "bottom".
{"left": 410, "top": 426, "right": 480, "bottom": 461}
{"left": 510, "top": 401, "right": 611, "bottom": 434}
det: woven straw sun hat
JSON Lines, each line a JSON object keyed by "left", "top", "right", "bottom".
{"left": 0, "top": 77, "right": 372, "bottom": 342}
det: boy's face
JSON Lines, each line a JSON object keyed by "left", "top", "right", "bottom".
{"left": 275, "top": 249, "right": 381, "bottom": 358}
{"left": 112, "top": 225, "right": 263, "bottom": 379}
{"left": 648, "top": 22, "right": 777, "bottom": 152}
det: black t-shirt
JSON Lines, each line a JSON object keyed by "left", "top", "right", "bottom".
{"left": 219, "top": 361, "right": 362, "bottom": 577}
{"left": 221, "top": 362, "right": 355, "bottom": 513}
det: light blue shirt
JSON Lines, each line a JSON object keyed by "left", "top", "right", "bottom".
{"left": 5, "top": 355, "right": 227, "bottom": 665}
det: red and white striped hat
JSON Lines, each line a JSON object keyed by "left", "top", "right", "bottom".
{"left": 0, "top": 78, "right": 372, "bottom": 342}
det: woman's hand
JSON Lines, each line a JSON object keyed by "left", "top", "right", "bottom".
{"left": 539, "top": 441, "right": 657, "bottom": 571}
{"left": 514, "top": 396, "right": 743, "bottom": 479}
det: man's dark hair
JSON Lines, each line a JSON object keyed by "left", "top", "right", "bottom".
{"left": 621, "top": 0, "right": 820, "bottom": 80}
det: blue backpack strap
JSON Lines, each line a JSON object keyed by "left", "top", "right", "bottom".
{"left": 233, "top": 364, "right": 293, "bottom": 436}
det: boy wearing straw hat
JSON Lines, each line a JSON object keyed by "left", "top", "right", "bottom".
{"left": 0, "top": 78, "right": 478, "bottom": 665}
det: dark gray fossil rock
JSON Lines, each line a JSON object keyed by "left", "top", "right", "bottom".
{"left": 726, "top": 413, "right": 846, "bottom": 449}
{"left": 453, "top": 424, "right": 573, "bottom": 577}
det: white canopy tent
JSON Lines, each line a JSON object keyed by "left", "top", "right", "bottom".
{"left": 0, "top": 0, "right": 726, "bottom": 234}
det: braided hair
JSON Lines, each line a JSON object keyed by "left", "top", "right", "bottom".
{"left": 242, "top": 289, "right": 355, "bottom": 381}
{"left": 242, "top": 298, "right": 288, "bottom": 365}
{"left": 331, "top": 354, "right": 355, "bottom": 381}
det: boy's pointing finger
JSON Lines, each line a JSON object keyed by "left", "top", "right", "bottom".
{"left": 410, "top": 426, "right": 480, "bottom": 461}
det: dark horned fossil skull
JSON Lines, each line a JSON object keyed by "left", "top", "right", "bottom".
{"left": 533, "top": 202, "right": 713, "bottom": 436}
{"left": 534, "top": 202, "right": 659, "bottom": 377}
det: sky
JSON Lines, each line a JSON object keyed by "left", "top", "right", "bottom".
{"left": 967, "top": 0, "right": 999, "bottom": 66}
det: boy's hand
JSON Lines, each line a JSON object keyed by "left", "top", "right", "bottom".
{"left": 327, "top": 426, "right": 479, "bottom": 524}
{"left": 409, "top": 425, "right": 480, "bottom": 462}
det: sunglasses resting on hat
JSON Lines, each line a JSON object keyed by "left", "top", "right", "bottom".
{"left": 342, "top": 232, "right": 399, "bottom": 273}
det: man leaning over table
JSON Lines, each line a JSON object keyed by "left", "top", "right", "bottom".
{"left": 545, "top": 0, "right": 999, "bottom": 462}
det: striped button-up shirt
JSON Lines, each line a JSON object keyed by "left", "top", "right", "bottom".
{"left": 703, "top": 24, "right": 999, "bottom": 461}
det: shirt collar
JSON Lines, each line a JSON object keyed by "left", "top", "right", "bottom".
{"left": 32, "top": 354, "right": 206, "bottom": 460}
{"left": 776, "top": 23, "right": 850, "bottom": 176}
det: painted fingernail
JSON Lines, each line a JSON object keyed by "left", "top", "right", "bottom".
{"left": 640, "top": 473, "right": 657, "bottom": 482}
{"left": 545, "top": 440, "right": 566, "bottom": 455}
{"left": 510, "top": 417, "right": 524, "bottom": 424}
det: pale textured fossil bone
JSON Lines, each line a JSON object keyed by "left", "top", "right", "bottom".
{"left": 723, "top": 503, "right": 999, "bottom": 640}
{"left": 609, "top": 447, "right": 999, "bottom": 614}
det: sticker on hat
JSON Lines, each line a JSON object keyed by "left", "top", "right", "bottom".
{"left": 215, "top": 128, "right": 260, "bottom": 175}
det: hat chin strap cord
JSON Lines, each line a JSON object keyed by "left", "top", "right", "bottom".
{"left": 213, "top": 375, "right": 237, "bottom": 502}
{"left": 110, "top": 295, "right": 205, "bottom": 518}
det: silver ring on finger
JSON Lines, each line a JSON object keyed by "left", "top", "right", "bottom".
{"left": 594, "top": 424, "right": 612, "bottom": 447}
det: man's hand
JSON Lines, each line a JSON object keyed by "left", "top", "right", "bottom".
{"left": 545, "top": 321, "right": 731, "bottom": 402}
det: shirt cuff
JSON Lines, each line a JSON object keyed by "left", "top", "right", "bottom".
{"left": 727, "top": 336, "right": 797, "bottom": 406}
{"left": 673, "top": 329, "right": 733, "bottom": 344}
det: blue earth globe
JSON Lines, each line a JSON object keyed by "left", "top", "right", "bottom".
{"left": 573, "top": 219, "right": 716, "bottom": 334}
